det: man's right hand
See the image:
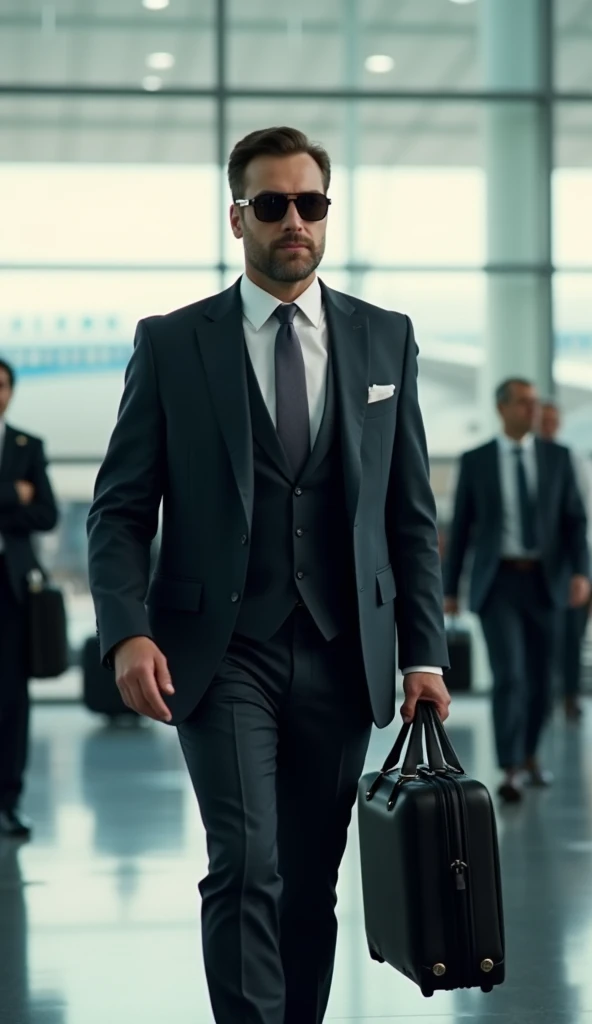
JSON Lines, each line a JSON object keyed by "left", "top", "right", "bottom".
{"left": 15, "top": 481, "right": 35, "bottom": 505}
{"left": 114, "top": 637, "right": 175, "bottom": 723}
{"left": 444, "top": 596, "right": 459, "bottom": 616}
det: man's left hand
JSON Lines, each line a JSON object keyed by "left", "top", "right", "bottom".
{"left": 401, "top": 672, "right": 451, "bottom": 725}
{"left": 570, "top": 575, "right": 591, "bottom": 609}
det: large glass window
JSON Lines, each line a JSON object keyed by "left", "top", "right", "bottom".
{"left": 555, "top": 0, "right": 592, "bottom": 93}
{"left": 0, "top": 0, "right": 590, "bottom": 681}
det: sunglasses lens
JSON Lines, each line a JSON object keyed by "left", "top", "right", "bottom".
{"left": 253, "top": 194, "right": 289, "bottom": 222}
{"left": 296, "top": 193, "right": 329, "bottom": 221}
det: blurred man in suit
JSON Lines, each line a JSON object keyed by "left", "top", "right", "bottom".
{"left": 87, "top": 126, "right": 450, "bottom": 1024}
{"left": 0, "top": 359, "right": 58, "bottom": 838}
{"left": 444, "top": 379, "right": 589, "bottom": 802}
{"left": 539, "top": 400, "right": 592, "bottom": 721}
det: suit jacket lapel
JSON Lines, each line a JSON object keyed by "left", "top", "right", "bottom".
{"left": 321, "top": 283, "right": 369, "bottom": 526}
{"left": 195, "top": 283, "right": 254, "bottom": 530}
{"left": 0, "top": 425, "right": 16, "bottom": 482}
{"left": 487, "top": 439, "right": 504, "bottom": 525}
{"left": 534, "top": 438, "right": 548, "bottom": 537}
{"left": 245, "top": 350, "right": 292, "bottom": 480}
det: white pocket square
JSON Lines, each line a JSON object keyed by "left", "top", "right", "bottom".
{"left": 368, "top": 384, "right": 396, "bottom": 404}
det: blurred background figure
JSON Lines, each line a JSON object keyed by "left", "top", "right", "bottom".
{"left": 538, "top": 400, "right": 592, "bottom": 721}
{"left": 0, "top": 359, "right": 58, "bottom": 839}
{"left": 444, "top": 379, "right": 590, "bottom": 803}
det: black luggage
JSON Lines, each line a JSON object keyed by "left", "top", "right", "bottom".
{"left": 444, "top": 621, "right": 472, "bottom": 692}
{"left": 358, "top": 701, "right": 505, "bottom": 998}
{"left": 27, "top": 570, "right": 69, "bottom": 679}
{"left": 82, "top": 636, "right": 136, "bottom": 720}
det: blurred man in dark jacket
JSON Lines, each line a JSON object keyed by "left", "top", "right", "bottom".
{"left": 444, "top": 379, "right": 589, "bottom": 802}
{"left": 0, "top": 359, "right": 58, "bottom": 838}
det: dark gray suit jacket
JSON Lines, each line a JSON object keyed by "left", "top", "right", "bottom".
{"left": 0, "top": 425, "right": 58, "bottom": 602}
{"left": 444, "top": 438, "right": 589, "bottom": 613}
{"left": 87, "top": 280, "right": 449, "bottom": 726}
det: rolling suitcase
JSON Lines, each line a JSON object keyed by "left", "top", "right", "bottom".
{"left": 82, "top": 636, "right": 137, "bottom": 720}
{"left": 444, "top": 620, "right": 472, "bottom": 692}
{"left": 27, "top": 569, "right": 69, "bottom": 679}
{"left": 358, "top": 701, "right": 505, "bottom": 997}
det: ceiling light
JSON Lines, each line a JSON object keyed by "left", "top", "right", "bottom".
{"left": 365, "top": 54, "right": 395, "bottom": 74}
{"left": 448, "top": 0, "right": 477, "bottom": 5}
{"left": 146, "top": 51, "right": 175, "bottom": 70}
{"left": 142, "top": 0, "right": 170, "bottom": 9}
{"left": 142, "top": 75, "right": 163, "bottom": 91}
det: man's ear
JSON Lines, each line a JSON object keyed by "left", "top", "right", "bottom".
{"left": 230, "top": 204, "right": 244, "bottom": 240}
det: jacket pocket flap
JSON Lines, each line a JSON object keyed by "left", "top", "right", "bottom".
{"left": 376, "top": 564, "right": 396, "bottom": 605}
{"left": 146, "top": 576, "right": 203, "bottom": 612}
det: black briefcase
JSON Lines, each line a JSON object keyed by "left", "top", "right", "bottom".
{"left": 358, "top": 702, "right": 505, "bottom": 997}
{"left": 82, "top": 636, "right": 136, "bottom": 720}
{"left": 27, "top": 570, "right": 69, "bottom": 679}
{"left": 445, "top": 621, "right": 472, "bottom": 692}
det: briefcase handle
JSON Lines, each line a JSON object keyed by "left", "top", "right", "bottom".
{"left": 379, "top": 701, "right": 465, "bottom": 779}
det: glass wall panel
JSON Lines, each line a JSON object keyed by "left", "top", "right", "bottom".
{"left": 0, "top": 270, "right": 219, "bottom": 457}
{"left": 0, "top": 96, "right": 216, "bottom": 165}
{"left": 554, "top": 0, "right": 592, "bottom": 92}
{"left": 554, "top": 273, "right": 592, "bottom": 451}
{"left": 0, "top": 0, "right": 216, "bottom": 87}
{"left": 227, "top": 0, "right": 545, "bottom": 94}
{"left": 554, "top": 104, "right": 592, "bottom": 267}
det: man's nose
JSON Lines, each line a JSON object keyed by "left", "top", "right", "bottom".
{"left": 282, "top": 199, "right": 304, "bottom": 231}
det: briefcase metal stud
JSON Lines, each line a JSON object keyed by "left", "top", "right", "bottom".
{"left": 432, "top": 964, "right": 446, "bottom": 977}
{"left": 481, "top": 959, "right": 494, "bottom": 973}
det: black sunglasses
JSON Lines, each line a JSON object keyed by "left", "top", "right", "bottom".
{"left": 236, "top": 191, "right": 331, "bottom": 223}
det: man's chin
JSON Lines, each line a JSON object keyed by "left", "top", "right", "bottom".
{"left": 270, "top": 253, "right": 317, "bottom": 282}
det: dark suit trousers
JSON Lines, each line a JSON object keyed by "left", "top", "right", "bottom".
{"left": 558, "top": 602, "right": 590, "bottom": 698}
{"left": 479, "top": 563, "right": 556, "bottom": 769}
{"left": 176, "top": 607, "right": 373, "bottom": 1024}
{"left": 0, "top": 556, "right": 30, "bottom": 811}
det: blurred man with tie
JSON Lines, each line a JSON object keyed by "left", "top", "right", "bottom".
{"left": 87, "top": 127, "right": 450, "bottom": 1023}
{"left": 0, "top": 358, "right": 58, "bottom": 838}
{"left": 444, "top": 379, "right": 590, "bottom": 802}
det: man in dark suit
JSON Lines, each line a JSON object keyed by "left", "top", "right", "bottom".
{"left": 87, "top": 126, "right": 450, "bottom": 1024}
{"left": 444, "top": 379, "right": 589, "bottom": 803}
{"left": 0, "top": 358, "right": 58, "bottom": 838}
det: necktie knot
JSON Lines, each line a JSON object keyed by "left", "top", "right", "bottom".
{"left": 274, "top": 303, "right": 298, "bottom": 326}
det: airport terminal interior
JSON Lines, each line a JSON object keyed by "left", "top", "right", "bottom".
{"left": 1, "top": 0, "right": 592, "bottom": 1021}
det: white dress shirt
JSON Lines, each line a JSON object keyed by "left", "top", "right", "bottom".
{"left": 240, "top": 274, "right": 328, "bottom": 445}
{"left": 497, "top": 433, "right": 539, "bottom": 558}
{"left": 239, "top": 274, "right": 441, "bottom": 679}
{"left": 0, "top": 419, "right": 5, "bottom": 554}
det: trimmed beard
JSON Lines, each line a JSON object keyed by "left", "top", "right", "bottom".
{"left": 242, "top": 227, "right": 325, "bottom": 283}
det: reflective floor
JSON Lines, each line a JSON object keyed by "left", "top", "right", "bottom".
{"left": 2, "top": 695, "right": 592, "bottom": 1022}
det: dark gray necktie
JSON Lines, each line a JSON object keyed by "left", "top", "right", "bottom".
{"left": 513, "top": 445, "right": 537, "bottom": 551}
{"left": 274, "top": 303, "right": 310, "bottom": 477}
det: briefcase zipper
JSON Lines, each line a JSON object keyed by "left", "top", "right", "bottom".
{"left": 428, "top": 773, "right": 474, "bottom": 986}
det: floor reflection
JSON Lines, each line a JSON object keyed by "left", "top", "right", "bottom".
{"left": 1, "top": 698, "right": 592, "bottom": 1022}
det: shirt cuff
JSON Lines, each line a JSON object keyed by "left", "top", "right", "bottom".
{"left": 402, "top": 666, "right": 443, "bottom": 676}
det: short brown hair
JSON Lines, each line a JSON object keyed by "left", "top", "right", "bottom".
{"left": 227, "top": 126, "right": 331, "bottom": 200}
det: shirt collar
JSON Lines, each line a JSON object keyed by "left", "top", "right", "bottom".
{"left": 240, "top": 274, "right": 323, "bottom": 331}
{"left": 498, "top": 432, "right": 535, "bottom": 453}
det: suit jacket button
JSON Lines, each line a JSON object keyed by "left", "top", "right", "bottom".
{"left": 231, "top": 592, "right": 240, "bottom": 602}
{"left": 240, "top": 535, "right": 248, "bottom": 545}
{"left": 294, "top": 487, "right": 303, "bottom": 496}
{"left": 296, "top": 571, "right": 304, "bottom": 580}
